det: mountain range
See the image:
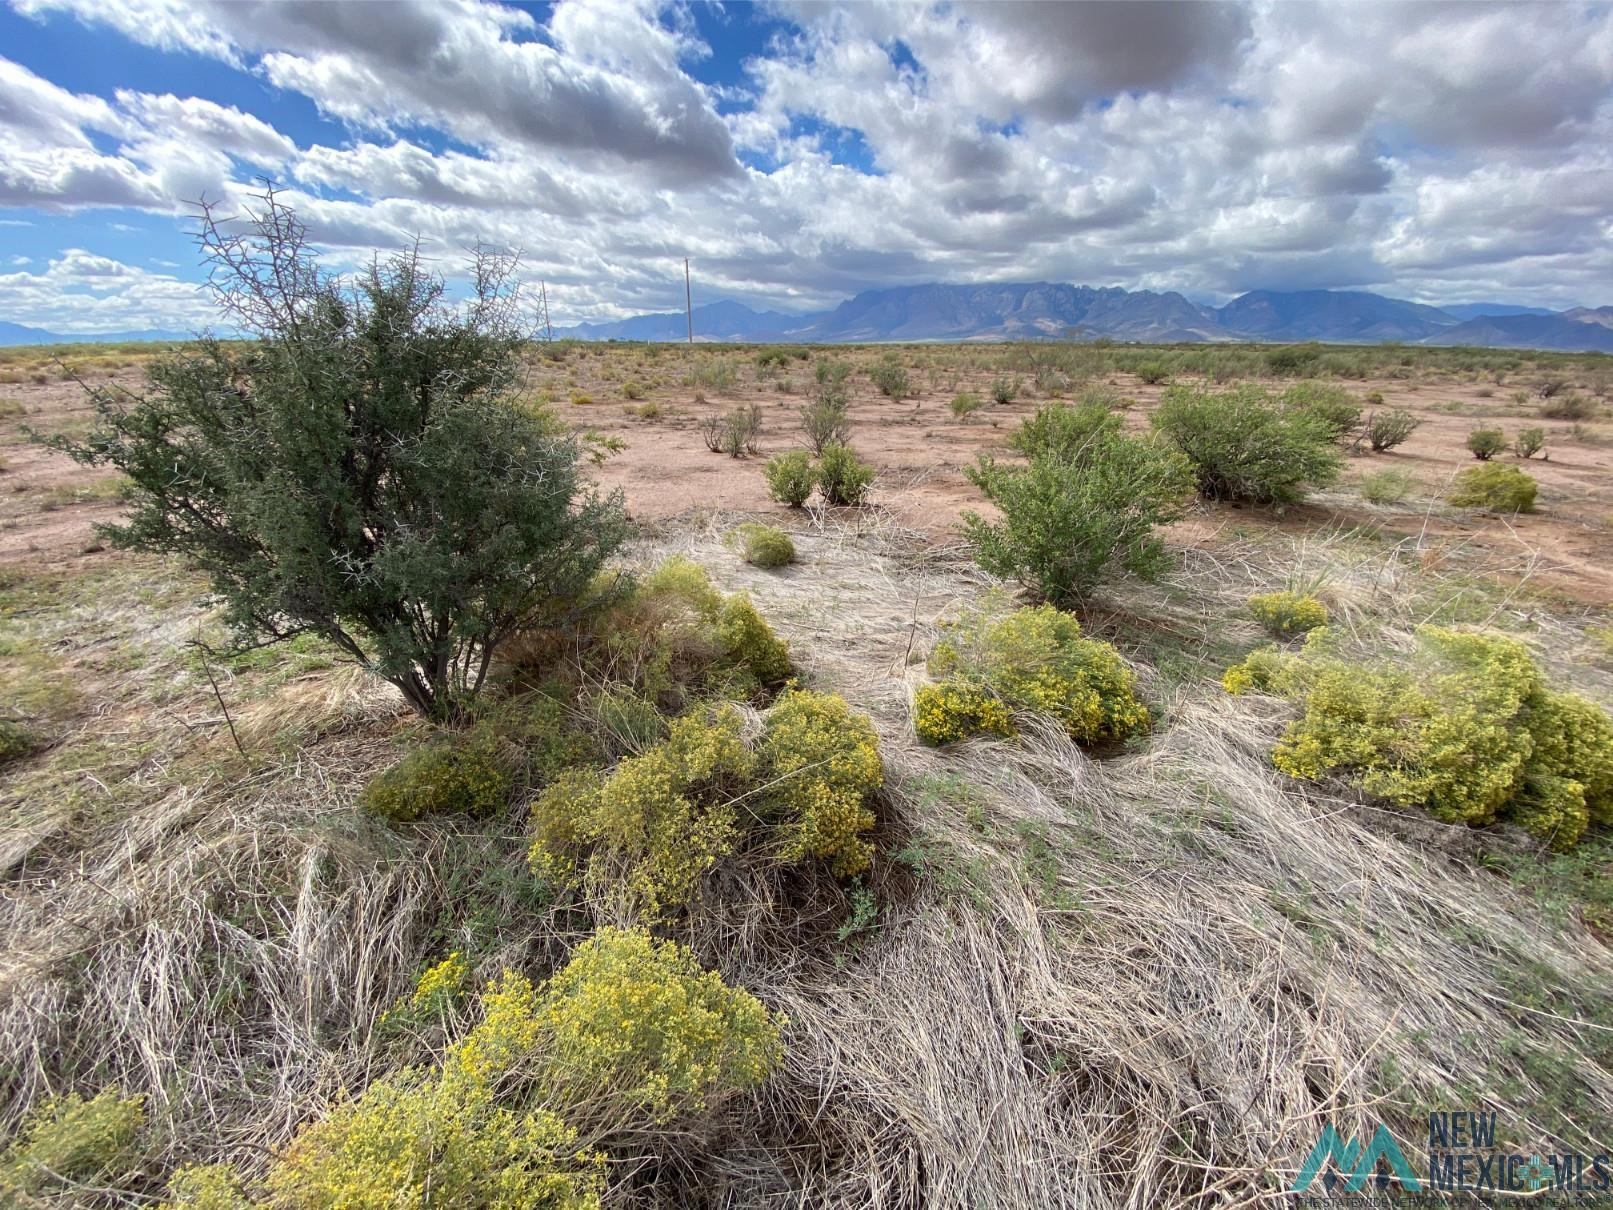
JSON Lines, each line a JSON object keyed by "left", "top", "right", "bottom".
{"left": 557, "top": 284, "right": 1613, "bottom": 352}
{"left": 0, "top": 320, "right": 192, "bottom": 347}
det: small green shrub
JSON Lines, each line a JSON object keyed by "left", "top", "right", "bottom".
{"left": 990, "top": 377, "right": 1019, "bottom": 405}
{"left": 921, "top": 604, "right": 1150, "bottom": 747}
{"left": 360, "top": 736, "right": 513, "bottom": 822}
{"left": 869, "top": 355, "right": 909, "bottom": 399}
{"left": 1541, "top": 393, "right": 1595, "bottom": 421}
{"left": 1135, "top": 361, "right": 1170, "bottom": 385}
{"left": 1466, "top": 428, "right": 1505, "bottom": 460}
{"left": 162, "top": 1162, "right": 249, "bottom": 1208}
{"left": 949, "top": 391, "right": 983, "bottom": 418}
{"left": 1359, "top": 469, "right": 1413, "bottom": 505}
{"left": 800, "top": 383, "right": 850, "bottom": 454}
{"left": 1281, "top": 381, "right": 1361, "bottom": 441}
{"left": 722, "top": 403, "right": 761, "bottom": 457}
{"left": 1152, "top": 384, "right": 1342, "bottom": 505}
{"left": 732, "top": 523, "right": 795, "bottom": 568}
{"left": 817, "top": 442, "right": 874, "bottom": 506}
{"left": 0, "top": 719, "right": 36, "bottom": 766}
{"left": 762, "top": 450, "right": 815, "bottom": 506}
{"left": 963, "top": 422, "right": 1193, "bottom": 607}
{"left": 1266, "top": 344, "right": 1322, "bottom": 375}
{"left": 1514, "top": 427, "right": 1545, "bottom": 459}
{"left": 1, "top": 1088, "right": 144, "bottom": 1197}
{"left": 1447, "top": 464, "right": 1537, "bottom": 512}
{"left": 621, "top": 380, "right": 645, "bottom": 400}
{"left": 1367, "top": 409, "right": 1420, "bottom": 452}
{"left": 1247, "top": 591, "right": 1327, "bottom": 638}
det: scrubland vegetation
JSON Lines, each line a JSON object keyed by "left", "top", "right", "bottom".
{"left": 3, "top": 209, "right": 1613, "bottom": 1204}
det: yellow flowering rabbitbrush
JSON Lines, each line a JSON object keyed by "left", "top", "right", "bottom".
{"left": 918, "top": 604, "right": 1150, "bottom": 748}
{"left": 758, "top": 690, "right": 884, "bottom": 876}
{"left": 1246, "top": 591, "right": 1327, "bottom": 638}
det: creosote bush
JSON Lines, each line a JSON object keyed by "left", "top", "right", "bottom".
{"left": 949, "top": 391, "right": 983, "bottom": 418}
{"left": 1466, "top": 428, "right": 1506, "bottom": 460}
{"left": 1447, "top": 463, "right": 1537, "bottom": 513}
{"left": 816, "top": 441, "right": 874, "bottom": 506}
{"left": 963, "top": 403, "right": 1193, "bottom": 607}
{"left": 1281, "top": 381, "right": 1361, "bottom": 441}
{"left": 1, "top": 1087, "right": 145, "bottom": 1198}
{"left": 917, "top": 604, "right": 1151, "bottom": 748}
{"left": 1223, "top": 626, "right": 1613, "bottom": 849}
{"left": 52, "top": 188, "right": 629, "bottom": 722}
{"left": 360, "top": 734, "right": 512, "bottom": 822}
{"left": 1247, "top": 591, "right": 1328, "bottom": 638}
{"left": 869, "top": 355, "right": 909, "bottom": 399}
{"left": 1367, "top": 408, "right": 1420, "bottom": 452}
{"left": 731, "top": 522, "right": 795, "bottom": 569}
{"left": 1514, "top": 426, "right": 1546, "bottom": 459}
{"left": 990, "top": 377, "right": 1019, "bottom": 405}
{"left": 762, "top": 450, "right": 815, "bottom": 506}
{"left": 1152, "top": 384, "right": 1342, "bottom": 505}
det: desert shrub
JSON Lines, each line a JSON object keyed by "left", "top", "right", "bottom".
{"left": 814, "top": 358, "right": 852, "bottom": 388}
{"left": 1540, "top": 392, "right": 1594, "bottom": 420}
{"left": 817, "top": 442, "right": 874, "bottom": 506}
{"left": 1447, "top": 464, "right": 1537, "bottom": 512}
{"left": 1152, "top": 384, "right": 1342, "bottom": 505}
{"left": 621, "top": 380, "right": 645, "bottom": 400}
{"left": 0, "top": 719, "right": 36, "bottom": 765}
{"left": 1007, "top": 400, "right": 1122, "bottom": 464}
{"left": 756, "top": 689, "right": 883, "bottom": 876}
{"left": 1365, "top": 389, "right": 1385, "bottom": 405}
{"left": 990, "top": 377, "right": 1020, "bottom": 405}
{"left": 1359, "top": 468, "right": 1413, "bottom": 505}
{"left": 530, "top": 928, "right": 781, "bottom": 1124}
{"left": 1281, "top": 381, "right": 1361, "bottom": 441}
{"left": 912, "top": 682, "right": 1014, "bottom": 746}
{"left": 799, "top": 390, "right": 850, "bottom": 455}
{"left": 1247, "top": 591, "right": 1328, "bottom": 638}
{"left": 1, "top": 1088, "right": 144, "bottom": 1197}
{"left": 869, "top": 355, "right": 909, "bottom": 399}
{"left": 949, "top": 391, "right": 983, "bottom": 418}
{"left": 586, "top": 685, "right": 666, "bottom": 758}
{"left": 1135, "top": 361, "right": 1170, "bottom": 385}
{"left": 529, "top": 707, "right": 754, "bottom": 911}
{"left": 52, "top": 190, "right": 628, "bottom": 722}
{"left": 266, "top": 1066, "right": 602, "bottom": 1209}
{"left": 590, "top": 559, "right": 791, "bottom": 709}
{"left": 1514, "top": 426, "right": 1546, "bottom": 458}
{"left": 731, "top": 522, "right": 795, "bottom": 568}
{"left": 1234, "top": 627, "right": 1613, "bottom": 849}
{"left": 922, "top": 604, "right": 1151, "bottom": 747}
{"left": 722, "top": 403, "right": 762, "bottom": 457}
{"left": 698, "top": 411, "right": 725, "bottom": 453}
{"left": 1466, "top": 428, "right": 1505, "bottom": 460}
{"left": 487, "top": 693, "right": 603, "bottom": 789}
{"left": 963, "top": 425, "right": 1193, "bottom": 607}
{"left": 1366, "top": 408, "right": 1420, "bottom": 451}
{"left": 762, "top": 450, "right": 815, "bottom": 506}
{"left": 163, "top": 1162, "right": 249, "bottom": 1208}
{"left": 360, "top": 735, "right": 513, "bottom": 822}
{"left": 1266, "top": 344, "right": 1322, "bottom": 375}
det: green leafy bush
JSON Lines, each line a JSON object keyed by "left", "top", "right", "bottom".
{"left": 963, "top": 419, "right": 1193, "bottom": 607}
{"left": 919, "top": 604, "right": 1151, "bottom": 747}
{"left": 990, "top": 377, "right": 1019, "bottom": 406}
{"left": 1152, "top": 384, "right": 1342, "bottom": 505}
{"left": 0, "top": 719, "right": 36, "bottom": 766}
{"left": 360, "top": 735, "right": 513, "bottom": 822}
{"left": 1247, "top": 591, "right": 1328, "bottom": 637}
{"left": 1466, "top": 428, "right": 1505, "bottom": 460}
{"left": 731, "top": 523, "right": 795, "bottom": 568}
{"left": 1281, "top": 381, "right": 1361, "bottom": 441}
{"left": 1266, "top": 344, "right": 1322, "bottom": 375}
{"left": 1514, "top": 427, "right": 1545, "bottom": 459}
{"left": 1, "top": 1088, "right": 144, "bottom": 1197}
{"left": 1447, "top": 464, "right": 1537, "bottom": 512}
{"left": 1367, "top": 409, "right": 1420, "bottom": 451}
{"left": 52, "top": 189, "right": 629, "bottom": 722}
{"left": 1135, "top": 361, "right": 1170, "bottom": 385}
{"left": 817, "top": 442, "right": 874, "bottom": 506}
{"left": 949, "top": 391, "right": 983, "bottom": 418}
{"left": 799, "top": 381, "right": 850, "bottom": 455}
{"left": 869, "top": 355, "right": 909, "bottom": 399}
{"left": 1226, "top": 626, "right": 1613, "bottom": 849}
{"left": 763, "top": 450, "right": 815, "bottom": 506}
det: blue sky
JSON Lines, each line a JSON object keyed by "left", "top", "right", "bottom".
{"left": 2, "top": 0, "right": 1611, "bottom": 334}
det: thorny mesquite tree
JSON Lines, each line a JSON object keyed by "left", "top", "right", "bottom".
{"left": 55, "top": 189, "right": 630, "bottom": 721}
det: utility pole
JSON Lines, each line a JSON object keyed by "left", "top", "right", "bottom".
{"left": 684, "top": 257, "right": 693, "bottom": 344}
{"left": 538, "top": 280, "right": 553, "bottom": 342}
